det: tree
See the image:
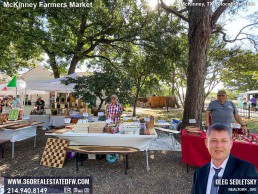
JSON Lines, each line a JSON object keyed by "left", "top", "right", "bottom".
{"left": 204, "top": 37, "right": 231, "bottom": 99}
{"left": 221, "top": 51, "right": 258, "bottom": 91}
{"left": 62, "top": 71, "right": 133, "bottom": 112}
{"left": 86, "top": 4, "right": 186, "bottom": 116}
{"left": 160, "top": 0, "right": 258, "bottom": 128}
{"left": 0, "top": 2, "right": 42, "bottom": 75}
{"left": 1, "top": 0, "right": 147, "bottom": 78}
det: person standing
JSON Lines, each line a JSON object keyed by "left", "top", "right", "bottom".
{"left": 2, "top": 97, "right": 11, "bottom": 114}
{"left": 191, "top": 123, "right": 258, "bottom": 194}
{"left": 106, "top": 94, "right": 123, "bottom": 123}
{"left": 11, "top": 97, "right": 21, "bottom": 108}
{"left": 243, "top": 97, "right": 247, "bottom": 108}
{"left": 206, "top": 90, "right": 247, "bottom": 134}
{"left": 250, "top": 96, "right": 257, "bottom": 108}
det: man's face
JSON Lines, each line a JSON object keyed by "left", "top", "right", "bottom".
{"left": 217, "top": 94, "right": 226, "bottom": 103}
{"left": 205, "top": 130, "right": 233, "bottom": 165}
{"left": 111, "top": 97, "right": 117, "bottom": 103}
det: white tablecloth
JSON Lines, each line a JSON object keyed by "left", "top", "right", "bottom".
{"left": 49, "top": 116, "right": 65, "bottom": 127}
{"left": 29, "top": 115, "right": 50, "bottom": 128}
{"left": 46, "top": 132, "right": 157, "bottom": 151}
{"left": 0, "top": 126, "right": 37, "bottom": 142}
{"left": 0, "top": 125, "right": 37, "bottom": 159}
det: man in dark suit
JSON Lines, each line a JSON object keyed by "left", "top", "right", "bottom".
{"left": 191, "top": 123, "right": 257, "bottom": 194}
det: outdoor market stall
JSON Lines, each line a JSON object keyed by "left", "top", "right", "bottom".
{"left": 45, "top": 121, "right": 157, "bottom": 170}
{"left": 181, "top": 129, "right": 258, "bottom": 170}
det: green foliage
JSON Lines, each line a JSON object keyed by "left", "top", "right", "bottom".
{"left": 0, "top": 0, "right": 148, "bottom": 77}
{"left": 221, "top": 51, "right": 258, "bottom": 92}
{"left": 62, "top": 71, "right": 133, "bottom": 110}
{"left": 0, "top": 1, "right": 42, "bottom": 75}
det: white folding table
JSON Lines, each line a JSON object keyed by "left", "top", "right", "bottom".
{"left": 46, "top": 131, "right": 157, "bottom": 171}
{"left": 0, "top": 126, "right": 37, "bottom": 159}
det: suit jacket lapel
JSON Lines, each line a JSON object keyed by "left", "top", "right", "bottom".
{"left": 219, "top": 155, "right": 235, "bottom": 193}
{"left": 200, "top": 163, "right": 210, "bottom": 194}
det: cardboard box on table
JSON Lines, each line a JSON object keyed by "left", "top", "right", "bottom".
{"left": 74, "top": 123, "right": 90, "bottom": 133}
{"left": 89, "top": 122, "right": 106, "bottom": 133}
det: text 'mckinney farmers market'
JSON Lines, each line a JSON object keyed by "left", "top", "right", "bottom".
{"left": 2, "top": 2, "right": 93, "bottom": 9}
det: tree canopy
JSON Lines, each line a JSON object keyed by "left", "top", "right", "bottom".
{"left": 62, "top": 71, "right": 133, "bottom": 111}
{"left": 160, "top": 0, "right": 258, "bottom": 128}
{"left": 1, "top": 0, "right": 258, "bottom": 124}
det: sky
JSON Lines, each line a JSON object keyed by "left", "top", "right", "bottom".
{"left": 213, "top": 0, "right": 258, "bottom": 91}
{"left": 222, "top": 0, "right": 258, "bottom": 46}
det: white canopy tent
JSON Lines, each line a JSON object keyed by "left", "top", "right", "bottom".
{"left": 0, "top": 80, "right": 48, "bottom": 96}
{"left": 26, "top": 73, "right": 77, "bottom": 92}
{"left": 1, "top": 74, "right": 77, "bottom": 112}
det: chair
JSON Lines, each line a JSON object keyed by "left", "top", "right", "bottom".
{"left": 154, "top": 127, "right": 180, "bottom": 146}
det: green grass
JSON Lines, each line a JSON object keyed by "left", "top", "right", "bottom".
{"left": 124, "top": 107, "right": 258, "bottom": 133}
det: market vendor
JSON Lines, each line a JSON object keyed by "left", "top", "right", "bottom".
{"left": 35, "top": 97, "right": 45, "bottom": 110}
{"left": 11, "top": 97, "right": 21, "bottom": 108}
{"left": 1, "top": 96, "right": 12, "bottom": 113}
{"left": 206, "top": 90, "right": 247, "bottom": 134}
{"left": 106, "top": 94, "right": 123, "bottom": 123}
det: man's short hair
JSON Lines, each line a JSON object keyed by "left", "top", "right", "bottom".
{"left": 111, "top": 94, "right": 118, "bottom": 100}
{"left": 207, "top": 123, "right": 232, "bottom": 138}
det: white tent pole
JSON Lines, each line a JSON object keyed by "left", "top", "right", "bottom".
{"left": 24, "top": 88, "right": 27, "bottom": 107}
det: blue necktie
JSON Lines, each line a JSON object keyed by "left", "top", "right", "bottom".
{"left": 210, "top": 167, "right": 222, "bottom": 194}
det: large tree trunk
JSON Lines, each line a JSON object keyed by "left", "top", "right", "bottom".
{"left": 181, "top": 5, "right": 212, "bottom": 129}
{"left": 46, "top": 51, "right": 60, "bottom": 78}
{"left": 98, "top": 98, "right": 105, "bottom": 112}
{"left": 68, "top": 55, "right": 80, "bottom": 75}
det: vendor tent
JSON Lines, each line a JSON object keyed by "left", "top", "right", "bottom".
{"left": 26, "top": 73, "right": 77, "bottom": 92}
{"left": 0, "top": 80, "right": 47, "bottom": 96}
